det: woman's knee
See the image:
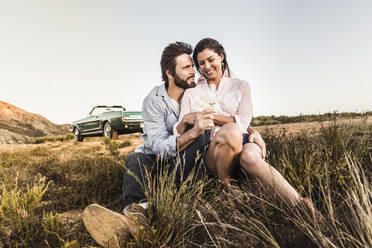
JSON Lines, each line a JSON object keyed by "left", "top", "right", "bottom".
{"left": 239, "top": 143, "right": 262, "bottom": 166}
{"left": 215, "top": 123, "right": 243, "bottom": 151}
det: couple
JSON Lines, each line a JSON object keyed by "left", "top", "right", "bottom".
{"left": 83, "top": 38, "right": 314, "bottom": 247}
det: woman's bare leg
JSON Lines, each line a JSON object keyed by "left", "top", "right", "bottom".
{"left": 239, "top": 143, "right": 300, "bottom": 207}
{"left": 205, "top": 123, "right": 243, "bottom": 182}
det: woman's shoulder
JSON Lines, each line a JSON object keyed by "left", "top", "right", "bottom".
{"left": 184, "top": 79, "right": 207, "bottom": 95}
{"left": 224, "top": 77, "right": 250, "bottom": 89}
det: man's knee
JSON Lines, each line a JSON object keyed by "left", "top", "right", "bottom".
{"left": 124, "top": 153, "right": 155, "bottom": 182}
{"left": 126, "top": 152, "right": 150, "bottom": 169}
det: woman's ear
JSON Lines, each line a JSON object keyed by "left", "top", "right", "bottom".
{"left": 219, "top": 53, "right": 224, "bottom": 62}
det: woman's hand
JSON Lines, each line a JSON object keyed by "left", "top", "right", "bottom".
{"left": 177, "top": 109, "right": 215, "bottom": 134}
{"left": 177, "top": 110, "right": 215, "bottom": 135}
{"left": 212, "top": 114, "right": 235, "bottom": 126}
{"left": 190, "top": 112, "right": 215, "bottom": 136}
{"left": 247, "top": 127, "right": 266, "bottom": 160}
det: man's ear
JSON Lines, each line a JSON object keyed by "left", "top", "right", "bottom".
{"left": 165, "top": 70, "right": 173, "bottom": 80}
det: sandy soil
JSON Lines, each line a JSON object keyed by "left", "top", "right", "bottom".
{"left": 0, "top": 117, "right": 370, "bottom": 152}
{"left": 255, "top": 117, "right": 372, "bottom": 135}
{"left": 0, "top": 132, "right": 143, "bottom": 155}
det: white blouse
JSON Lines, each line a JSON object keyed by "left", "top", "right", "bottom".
{"left": 174, "top": 76, "right": 253, "bottom": 136}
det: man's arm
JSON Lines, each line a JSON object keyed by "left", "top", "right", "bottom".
{"left": 176, "top": 115, "right": 214, "bottom": 152}
{"left": 142, "top": 96, "right": 179, "bottom": 156}
{"left": 142, "top": 95, "right": 213, "bottom": 157}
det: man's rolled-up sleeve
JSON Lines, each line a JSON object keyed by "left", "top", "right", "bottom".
{"left": 142, "top": 98, "right": 177, "bottom": 157}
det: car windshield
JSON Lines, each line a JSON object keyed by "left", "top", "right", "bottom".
{"left": 90, "top": 107, "right": 122, "bottom": 116}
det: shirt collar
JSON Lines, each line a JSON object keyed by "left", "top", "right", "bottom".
{"left": 156, "top": 83, "right": 179, "bottom": 117}
{"left": 156, "top": 83, "right": 167, "bottom": 97}
{"left": 197, "top": 76, "right": 208, "bottom": 85}
{"left": 197, "top": 75, "right": 229, "bottom": 90}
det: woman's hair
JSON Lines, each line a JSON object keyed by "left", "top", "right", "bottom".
{"left": 193, "top": 38, "right": 230, "bottom": 77}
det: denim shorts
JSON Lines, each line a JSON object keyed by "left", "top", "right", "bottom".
{"left": 242, "top": 133, "right": 250, "bottom": 145}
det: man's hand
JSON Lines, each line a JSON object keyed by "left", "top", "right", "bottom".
{"left": 247, "top": 127, "right": 266, "bottom": 160}
{"left": 177, "top": 109, "right": 215, "bottom": 134}
{"left": 190, "top": 112, "right": 214, "bottom": 136}
{"left": 176, "top": 110, "right": 214, "bottom": 152}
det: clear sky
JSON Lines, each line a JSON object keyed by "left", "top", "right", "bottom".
{"left": 1, "top": 0, "right": 371, "bottom": 124}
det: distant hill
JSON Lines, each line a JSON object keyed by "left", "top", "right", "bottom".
{"left": 0, "top": 100, "right": 70, "bottom": 144}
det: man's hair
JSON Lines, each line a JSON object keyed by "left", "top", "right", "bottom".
{"left": 160, "top": 42, "right": 192, "bottom": 89}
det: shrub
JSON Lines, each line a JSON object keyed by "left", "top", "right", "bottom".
{"left": 119, "top": 139, "right": 133, "bottom": 148}
{"left": 30, "top": 155, "right": 125, "bottom": 211}
{"left": 33, "top": 134, "right": 73, "bottom": 144}
{"left": 251, "top": 111, "right": 371, "bottom": 126}
{"left": 103, "top": 137, "right": 120, "bottom": 158}
{"left": 0, "top": 175, "right": 48, "bottom": 247}
{"left": 127, "top": 158, "right": 214, "bottom": 247}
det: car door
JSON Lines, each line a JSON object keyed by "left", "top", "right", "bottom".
{"left": 80, "top": 114, "right": 102, "bottom": 133}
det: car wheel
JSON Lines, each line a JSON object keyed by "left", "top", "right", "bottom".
{"left": 74, "top": 127, "right": 84, "bottom": 142}
{"left": 103, "top": 122, "right": 113, "bottom": 138}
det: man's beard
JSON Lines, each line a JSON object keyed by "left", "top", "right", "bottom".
{"left": 174, "top": 74, "right": 196, "bottom": 89}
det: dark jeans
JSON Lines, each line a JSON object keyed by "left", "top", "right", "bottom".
{"left": 242, "top": 133, "right": 249, "bottom": 145}
{"left": 122, "top": 130, "right": 211, "bottom": 208}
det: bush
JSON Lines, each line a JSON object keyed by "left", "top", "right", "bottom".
{"left": 33, "top": 134, "right": 73, "bottom": 144}
{"left": 119, "top": 139, "right": 133, "bottom": 148}
{"left": 30, "top": 155, "right": 125, "bottom": 211}
{"left": 103, "top": 137, "right": 120, "bottom": 158}
{"left": 128, "top": 159, "right": 213, "bottom": 247}
{"left": 0, "top": 175, "right": 48, "bottom": 247}
{"left": 251, "top": 111, "right": 371, "bottom": 126}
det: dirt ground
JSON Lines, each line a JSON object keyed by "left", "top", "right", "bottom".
{"left": 1, "top": 117, "right": 371, "bottom": 153}
{"left": 255, "top": 117, "right": 372, "bottom": 135}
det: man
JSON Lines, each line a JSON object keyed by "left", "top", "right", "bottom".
{"left": 82, "top": 42, "right": 266, "bottom": 247}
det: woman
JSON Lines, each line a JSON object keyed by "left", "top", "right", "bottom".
{"left": 174, "top": 38, "right": 303, "bottom": 207}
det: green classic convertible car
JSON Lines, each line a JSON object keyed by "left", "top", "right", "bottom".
{"left": 71, "top": 106, "right": 143, "bottom": 142}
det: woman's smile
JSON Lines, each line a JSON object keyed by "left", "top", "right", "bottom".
{"left": 197, "top": 48, "right": 224, "bottom": 82}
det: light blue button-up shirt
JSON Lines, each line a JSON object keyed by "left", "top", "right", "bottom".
{"left": 135, "top": 84, "right": 179, "bottom": 157}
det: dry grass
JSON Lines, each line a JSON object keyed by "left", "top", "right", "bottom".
{"left": 0, "top": 120, "right": 371, "bottom": 247}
